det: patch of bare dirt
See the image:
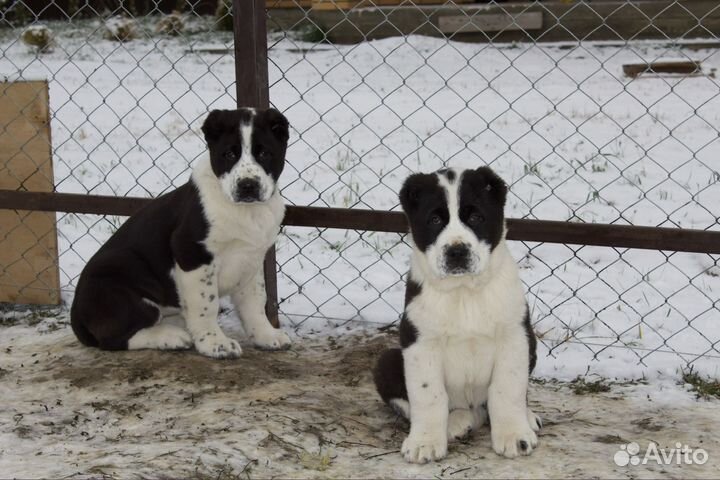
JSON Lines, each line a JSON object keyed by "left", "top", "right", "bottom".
{"left": 50, "top": 345, "right": 303, "bottom": 390}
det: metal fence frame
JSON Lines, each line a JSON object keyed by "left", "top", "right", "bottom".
{"left": 1, "top": 0, "right": 719, "bottom": 337}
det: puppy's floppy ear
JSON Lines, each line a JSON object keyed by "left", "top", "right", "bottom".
{"left": 399, "top": 173, "right": 433, "bottom": 214}
{"left": 476, "top": 166, "right": 508, "bottom": 207}
{"left": 201, "top": 109, "right": 230, "bottom": 143}
{"left": 266, "top": 108, "right": 289, "bottom": 143}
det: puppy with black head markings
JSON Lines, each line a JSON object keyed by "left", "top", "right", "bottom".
{"left": 374, "top": 166, "right": 540, "bottom": 463}
{"left": 71, "top": 107, "right": 291, "bottom": 359}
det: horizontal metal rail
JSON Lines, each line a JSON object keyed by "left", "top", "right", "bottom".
{"left": 1, "top": 189, "right": 718, "bottom": 254}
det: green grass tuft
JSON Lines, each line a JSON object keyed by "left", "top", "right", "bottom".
{"left": 682, "top": 368, "right": 720, "bottom": 400}
{"left": 570, "top": 376, "right": 611, "bottom": 395}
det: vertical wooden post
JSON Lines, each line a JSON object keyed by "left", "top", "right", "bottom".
{"left": 0, "top": 81, "right": 60, "bottom": 305}
{"left": 232, "top": 0, "right": 280, "bottom": 328}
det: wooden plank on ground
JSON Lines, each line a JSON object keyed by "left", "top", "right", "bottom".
{"left": 312, "top": 0, "right": 474, "bottom": 11}
{"left": 0, "top": 80, "right": 60, "bottom": 305}
{"left": 623, "top": 60, "right": 702, "bottom": 77}
{"left": 438, "top": 11, "right": 543, "bottom": 33}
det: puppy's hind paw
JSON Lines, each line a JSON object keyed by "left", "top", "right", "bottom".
{"left": 128, "top": 324, "right": 192, "bottom": 351}
{"left": 447, "top": 409, "right": 475, "bottom": 441}
{"left": 252, "top": 328, "right": 291, "bottom": 351}
{"left": 527, "top": 408, "right": 542, "bottom": 432}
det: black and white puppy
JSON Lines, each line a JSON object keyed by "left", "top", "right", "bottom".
{"left": 374, "top": 167, "right": 540, "bottom": 463}
{"left": 71, "top": 108, "right": 292, "bottom": 359}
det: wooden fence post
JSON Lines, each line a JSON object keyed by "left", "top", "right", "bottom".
{"left": 232, "top": 0, "right": 280, "bottom": 328}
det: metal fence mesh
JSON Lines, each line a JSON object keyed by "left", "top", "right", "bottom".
{"left": 1, "top": 0, "right": 719, "bottom": 377}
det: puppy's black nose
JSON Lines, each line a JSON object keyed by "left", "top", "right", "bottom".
{"left": 446, "top": 244, "right": 469, "bottom": 260}
{"left": 445, "top": 244, "right": 470, "bottom": 272}
{"left": 235, "top": 178, "right": 260, "bottom": 202}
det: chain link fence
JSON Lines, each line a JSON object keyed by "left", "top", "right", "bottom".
{"left": 1, "top": 0, "right": 719, "bottom": 378}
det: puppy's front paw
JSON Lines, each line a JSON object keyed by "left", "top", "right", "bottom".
{"left": 402, "top": 431, "right": 448, "bottom": 464}
{"left": 194, "top": 331, "right": 242, "bottom": 359}
{"left": 252, "top": 328, "right": 291, "bottom": 351}
{"left": 491, "top": 421, "right": 538, "bottom": 458}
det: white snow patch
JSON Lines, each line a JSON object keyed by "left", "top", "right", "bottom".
{"left": 0, "top": 22, "right": 718, "bottom": 382}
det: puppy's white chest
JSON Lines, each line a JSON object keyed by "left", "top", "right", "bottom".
{"left": 202, "top": 193, "right": 284, "bottom": 294}
{"left": 410, "top": 291, "right": 499, "bottom": 339}
{"left": 205, "top": 200, "right": 283, "bottom": 249}
{"left": 211, "top": 212, "right": 281, "bottom": 290}
{"left": 441, "top": 335, "right": 494, "bottom": 400}
{"left": 214, "top": 243, "right": 264, "bottom": 293}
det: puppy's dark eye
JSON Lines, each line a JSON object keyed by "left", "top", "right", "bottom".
{"left": 258, "top": 151, "right": 271, "bottom": 162}
{"left": 429, "top": 215, "right": 442, "bottom": 225}
{"left": 468, "top": 213, "right": 485, "bottom": 225}
{"left": 223, "top": 151, "right": 236, "bottom": 161}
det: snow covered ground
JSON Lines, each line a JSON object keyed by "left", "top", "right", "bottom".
{"left": 1, "top": 316, "right": 719, "bottom": 479}
{"left": 1, "top": 18, "right": 718, "bottom": 383}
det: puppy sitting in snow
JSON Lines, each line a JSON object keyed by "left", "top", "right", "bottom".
{"left": 71, "top": 108, "right": 291, "bottom": 359}
{"left": 374, "top": 166, "right": 540, "bottom": 463}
